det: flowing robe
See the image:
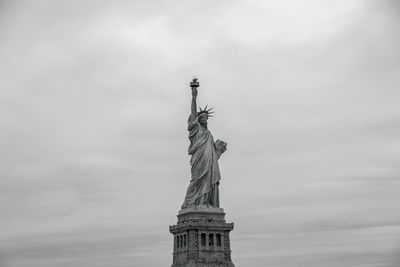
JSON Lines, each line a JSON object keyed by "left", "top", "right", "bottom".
{"left": 181, "top": 116, "right": 221, "bottom": 209}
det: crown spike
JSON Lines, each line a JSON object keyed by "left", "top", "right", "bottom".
{"left": 197, "top": 104, "right": 215, "bottom": 117}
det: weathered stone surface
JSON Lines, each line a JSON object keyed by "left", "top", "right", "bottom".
{"left": 170, "top": 207, "right": 234, "bottom": 267}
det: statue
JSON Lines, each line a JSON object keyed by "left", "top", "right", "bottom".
{"left": 181, "top": 78, "right": 227, "bottom": 209}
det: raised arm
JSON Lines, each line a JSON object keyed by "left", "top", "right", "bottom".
{"left": 190, "top": 78, "right": 199, "bottom": 121}
{"left": 191, "top": 90, "right": 197, "bottom": 120}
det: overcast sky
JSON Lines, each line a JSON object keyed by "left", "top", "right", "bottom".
{"left": 1, "top": 1, "right": 400, "bottom": 266}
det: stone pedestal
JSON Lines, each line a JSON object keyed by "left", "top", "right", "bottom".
{"left": 169, "top": 207, "right": 235, "bottom": 267}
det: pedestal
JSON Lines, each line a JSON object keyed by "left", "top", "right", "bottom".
{"left": 169, "top": 207, "right": 235, "bottom": 267}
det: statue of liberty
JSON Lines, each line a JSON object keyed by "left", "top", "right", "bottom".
{"left": 181, "top": 78, "right": 227, "bottom": 209}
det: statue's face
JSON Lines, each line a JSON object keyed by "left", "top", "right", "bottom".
{"left": 199, "top": 115, "right": 208, "bottom": 126}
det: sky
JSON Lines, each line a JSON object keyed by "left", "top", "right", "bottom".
{"left": 0, "top": 0, "right": 400, "bottom": 266}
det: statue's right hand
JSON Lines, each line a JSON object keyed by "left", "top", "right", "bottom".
{"left": 191, "top": 88, "right": 198, "bottom": 96}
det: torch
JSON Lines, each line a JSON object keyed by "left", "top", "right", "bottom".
{"left": 190, "top": 77, "right": 199, "bottom": 89}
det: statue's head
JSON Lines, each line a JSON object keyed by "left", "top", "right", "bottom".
{"left": 198, "top": 106, "right": 214, "bottom": 128}
{"left": 198, "top": 113, "right": 208, "bottom": 127}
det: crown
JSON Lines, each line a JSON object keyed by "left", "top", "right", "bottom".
{"left": 198, "top": 105, "right": 214, "bottom": 118}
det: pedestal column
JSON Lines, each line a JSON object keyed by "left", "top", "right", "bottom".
{"left": 170, "top": 207, "right": 235, "bottom": 267}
